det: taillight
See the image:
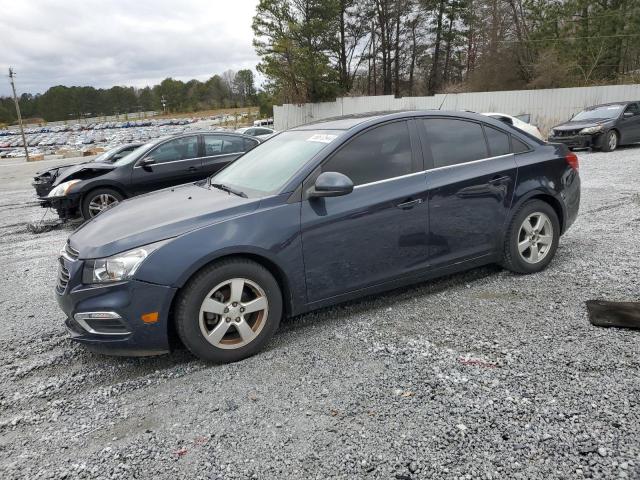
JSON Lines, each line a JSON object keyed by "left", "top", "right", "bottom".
{"left": 565, "top": 152, "right": 579, "bottom": 171}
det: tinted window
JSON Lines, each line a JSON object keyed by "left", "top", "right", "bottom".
{"left": 484, "top": 126, "right": 511, "bottom": 156}
{"left": 149, "top": 136, "right": 198, "bottom": 163}
{"left": 512, "top": 137, "right": 530, "bottom": 154}
{"left": 244, "top": 128, "right": 256, "bottom": 136}
{"left": 203, "top": 135, "right": 245, "bottom": 156}
{"left": 624, "top": 103, "right": 639, "bottom": 116}
{"left": 424, "top": 119, "right": 488, "bottom": 168}
{"left": 244, "top": 138, "right": 259, "bottom": 151}
{"left": 322, "top": 121, "right": 413, "bottom": 185}
{"left": 256, "top": 128, "right": 272, "bottom": 135}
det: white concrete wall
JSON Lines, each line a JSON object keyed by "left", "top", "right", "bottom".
{"left": 274, "top": 84, "right": 640, "bottom": 135}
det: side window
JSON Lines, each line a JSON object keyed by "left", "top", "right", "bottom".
{"left": 148, "top": 136, "right": 198, "bottom": 163}
{"left": 244, "top": 128, "right": 256, "bottom": 136}
{"left": 244, "top": 138, "right": 259, "bottom": 151}
{"left": 256, "top": 128, "right": 272, "bottom": 135}
{"left": 484, "top": 126, "right": 511, "bottom": 156}
{"left": 624, "top": 103, "right": 639, "bottom": 116}
{"left": 322, "top": 121, "right": 413, "bottom": 186}
{"left": 203, "top": 136, "right": 223, "bottom": 156}
{"left": 424, "top": 119, "right": 488, "bottom": 168}
{"left": 512, "top": 137, "right": 531, "bottom": 154}
{"left": 221, "top": 136, "right": 245, "bottom": 154}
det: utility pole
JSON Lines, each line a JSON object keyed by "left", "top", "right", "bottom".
{"left": 8, "top": 68, "right": 30, "bottom": 162}
{"left": 160, "top": 96, "right": 167, "bottom": 115}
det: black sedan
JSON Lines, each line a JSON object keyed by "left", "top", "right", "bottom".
{"left": 33, "top": 143, "right": 143, "bottom": 198}
{"left": 548, "top": 101, "right": 640, "bottom": 152}
{"left": 36, "top": 132, "right": 260, "bottom": 220}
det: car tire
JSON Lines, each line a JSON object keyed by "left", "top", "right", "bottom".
{"left": 174, "top": 258, "right": 282, "bottom": 363}
{"left": 502, "top": 200, "right": 560, "bottom": 274}
{"left": 81, "top": 188, "right": 124, "bottom": 219}
{"left": 601, "top": 130, "right": 618, "bottom": 152}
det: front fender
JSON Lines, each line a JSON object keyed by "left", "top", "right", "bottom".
{"left": 134, "top": 201, "right": 307, "bottom": 314}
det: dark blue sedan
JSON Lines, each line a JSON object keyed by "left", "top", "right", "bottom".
{"left": 56, "top": 111, "right": 580, "bottom": 362}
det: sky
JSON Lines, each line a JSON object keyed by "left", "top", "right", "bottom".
{"left": 0, "top": 0, "right": 260, "bottom": 97}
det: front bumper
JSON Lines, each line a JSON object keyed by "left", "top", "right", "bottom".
{"left": 56, "top": 255, "right": 177, "bottom": 356}
{"left": 548, "top": 133, "right": 604, "bottom": 149}
{"left": 38, "top": 193, "right": 82, "bottom": 220}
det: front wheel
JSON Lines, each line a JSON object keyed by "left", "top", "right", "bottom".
{"left": 502, "top": 200, "right": 560, "bottom": 274}
{"left": 81, "top": 188, "right": 124, "bottom": 219}
{"left": 175, "top": 259, "right": 282, "bottom": 363}
{"left": 601, "top": 130, "right": 618, "bottom": 152}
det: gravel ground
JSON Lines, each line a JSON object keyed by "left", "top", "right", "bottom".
{"left": 0, "top": 148, "right": 639, "bottom": 479}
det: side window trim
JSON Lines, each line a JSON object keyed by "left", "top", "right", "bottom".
{"left": 135, "top": 135, "right": 199, "bottom": 167}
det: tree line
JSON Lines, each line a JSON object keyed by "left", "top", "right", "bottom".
{"left": 0, "top": 69, "right": 262, "bottom": 124}
{"left": 253, "top": 0, "right": 640, "bottom": 104}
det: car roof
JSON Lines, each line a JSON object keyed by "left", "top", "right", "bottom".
{"left": 291, "top": 110, "right": 519, "bottom": 131}
{"left": 585, "top": 101, "right": 637, "bottom": 109}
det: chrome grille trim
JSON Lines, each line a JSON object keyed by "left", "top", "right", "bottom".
{"left": 56, "top": 261, "right": 70, "bottom": 294}
{"left": 64, "top": 242, "right": 79, "bottom": 260}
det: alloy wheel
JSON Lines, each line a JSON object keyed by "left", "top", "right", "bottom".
{"left": 88, "top": 193, "right": 119, "bottom": 217}
{"left": 608, "top": 132, "right": 617, "bottom": 150}
{"left": 517, "top": 212, "right": 554, "bottom": 264}
{"left": 199, "top": 278, "right": 269, "bottom": 349}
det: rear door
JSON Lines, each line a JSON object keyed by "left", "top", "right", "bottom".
{"left": 420, "top": 117, "right": 518, "bottom": 267}
{"left": 619, "top": 103, "right": 640, "bottom": 143}
{"left": 300, "top": 120, "right": 429, "bottom": 303}
{"left": 201, "top": 134, "right": 256, "bottom": 177}
{"left": 130, "top": 135, "right": 200, "bottom": 194}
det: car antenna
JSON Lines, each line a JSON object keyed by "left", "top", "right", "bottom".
{"left": 438, "top": 93, "right": 449, "bottom": 110}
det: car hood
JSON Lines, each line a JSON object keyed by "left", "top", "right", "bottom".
{"left": 35, "top": 161, "right": 115, "bottom": 186}
{"left": 552, "top": 119, "right": 613, "bottom": 131}
{"left": 70, "top": 182, "right": 260, "bottom": 258}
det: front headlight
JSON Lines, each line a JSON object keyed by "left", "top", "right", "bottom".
{"left": 82, "top": 239, "right": 171, "bottom": 284}
{"left": 579, "top": 125, "right": 604, "bottom": 135}
{"left": 48, "top": 179, "right": 81, "bottom": 197}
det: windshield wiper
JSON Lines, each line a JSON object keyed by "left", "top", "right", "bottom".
{"left": 210, "top": 183, "right": 247, "bottom": 198}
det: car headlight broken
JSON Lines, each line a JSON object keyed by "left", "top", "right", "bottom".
{"left": 47, "top": 179, "right": 81, "bottom": 197}
{"left": 579, "top": 125, "right": 604, "bottom": 135}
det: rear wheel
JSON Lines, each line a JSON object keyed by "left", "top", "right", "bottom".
{"left": 502, "top": 200, "right": 560, "bottom": 274}
{"left": 81, "top": 188, "right": 123, "bottom": 219}
{"left": 175, "top": 259, "right": 282, "bottom": 363}
{"left": 601, "top": 130, "right": 618, "bottom": 152}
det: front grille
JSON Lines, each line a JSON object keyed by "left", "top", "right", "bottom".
{"left": 554, "top": 130, "right": 581, "bottom": 137}
{"left": 56, "top": 260, "right": 70, "bottom": 294}
{"left": 64, "top": 242, "right": 79, "bottom": 260}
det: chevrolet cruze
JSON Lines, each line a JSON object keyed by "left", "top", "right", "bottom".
{"left": 56, "top": 111, "right": 580, "bottom": 363}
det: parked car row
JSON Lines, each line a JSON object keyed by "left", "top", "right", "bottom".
{"left": 54, "top": 110, "right": 580, "bottom": 363}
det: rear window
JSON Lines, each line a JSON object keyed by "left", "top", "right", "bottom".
{"left": 424, "top": 119, "right": 488, "bottom": 168}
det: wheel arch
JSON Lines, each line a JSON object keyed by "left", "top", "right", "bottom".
{"left": 510, "top": 191, "right": 566, "bottom": 235}
{"left": 167, "top": 252, "right": 295, "bottom": 343}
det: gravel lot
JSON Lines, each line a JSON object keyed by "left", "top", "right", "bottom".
{"left": 0, "top": 148, "right": 639, "bottom": 480}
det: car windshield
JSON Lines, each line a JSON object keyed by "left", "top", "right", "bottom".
{"left": 94, "top": 146, "right": 124, "bottom": 163}
{"left": 572, "top": 105, "right": 624, "bottom": 121}
{"left": 112, "top": 140, "right": 158, "bottom": 166}
{"left": 211, "top": 130, "right": 340, "bottom": 196}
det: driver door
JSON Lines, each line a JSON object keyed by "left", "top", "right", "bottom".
{"left": 130, "top": 135, "right": 201, "bottom": 194}
{"left": 300, "top": 120, "right": 430, "bottom": 304}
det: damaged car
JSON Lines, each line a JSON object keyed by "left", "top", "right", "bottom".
{"left": 548, "top": 101, "right": 640, "bottom": 152}
{"left": 36, "top": 132, "right": 260, "bottom": 221}
{"left": 33, "top": 143, "right": 143, "bottom": 198}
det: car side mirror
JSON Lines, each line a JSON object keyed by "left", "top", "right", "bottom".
{"left": 310, "top": 172, "right": 354, "bottom": 198}
{"left": 623, "top": 111, "right": 634, "bottom": 118}
{"left": 140, "top": 157, "right": 156, "bottom": 169}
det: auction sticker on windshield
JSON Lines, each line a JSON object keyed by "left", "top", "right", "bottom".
{"left": 307, "top": 134, "right": 337, "bottom": 143}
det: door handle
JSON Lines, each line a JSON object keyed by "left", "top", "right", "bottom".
{"left": 396, "top": 198, "right": 423, "bottom": 210}
{"left": 187, "top": 166, "right": 198, "bottom": 172}
{"left": 488, "top": 175, "right": 510, "bottom": 184}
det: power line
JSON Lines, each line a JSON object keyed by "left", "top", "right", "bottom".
{"left": 7, "top": 68, "right": 30, "bottom": 162}
{"left": 499, "top": 33, "right": 640, "bottom": 43}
